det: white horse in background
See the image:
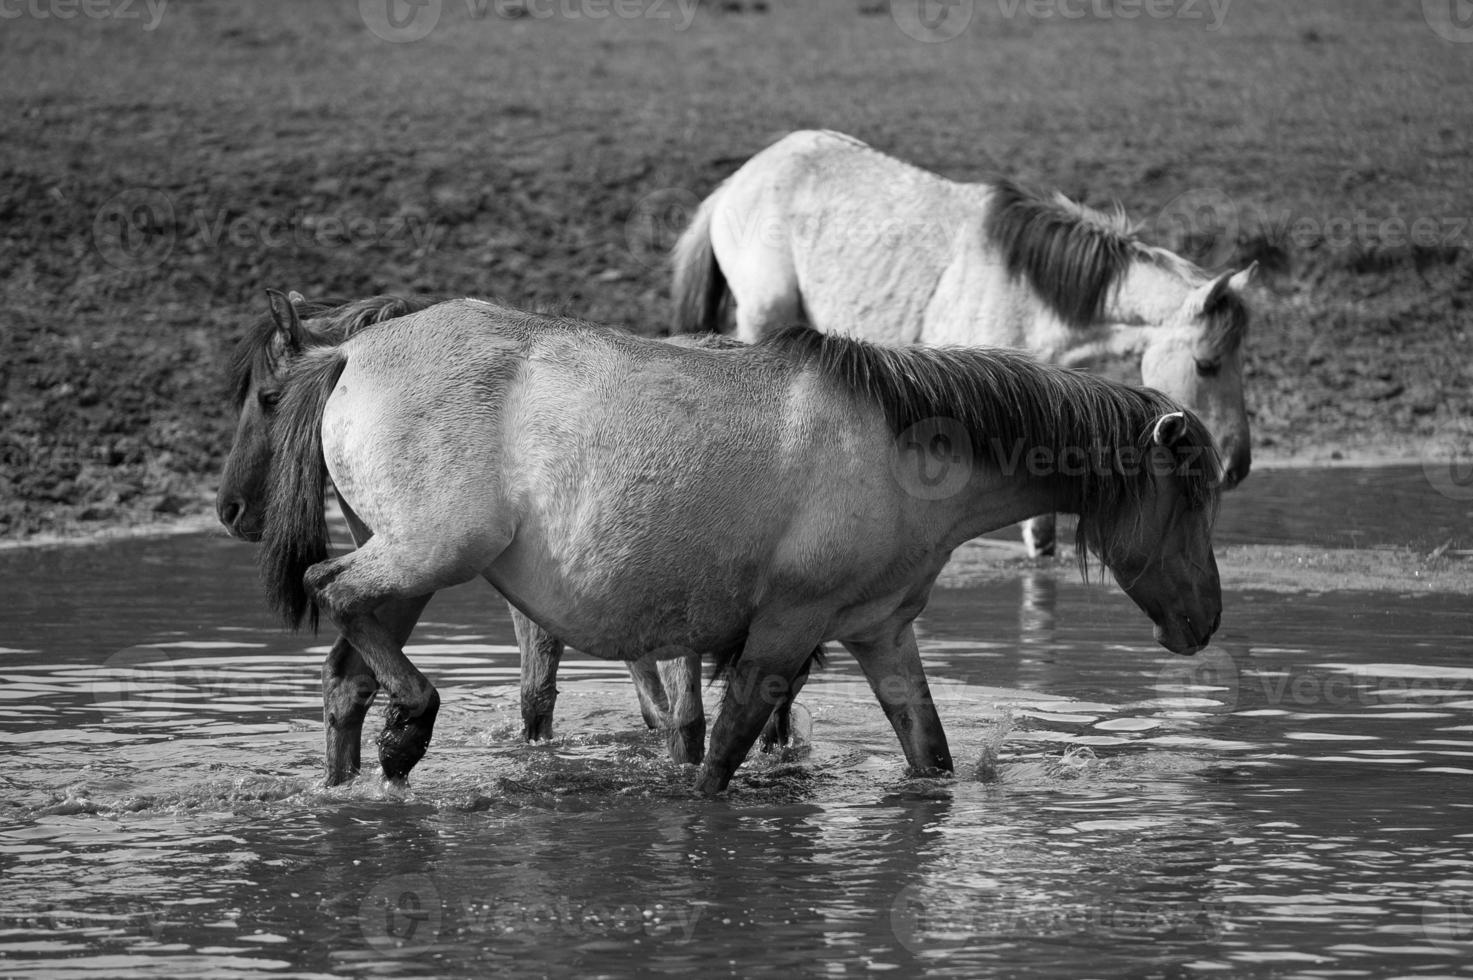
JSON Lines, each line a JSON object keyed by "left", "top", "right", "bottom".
{"left": 671, "top": 129, "right": 1254, "bottom": 556}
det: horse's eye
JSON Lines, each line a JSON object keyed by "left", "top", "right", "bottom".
{"left": 1194, "top": 359, "right": 1221, "bottom": 378}
{"left": 257, "top": 389, "right": 281, "bottom": 411}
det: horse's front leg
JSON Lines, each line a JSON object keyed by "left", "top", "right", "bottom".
{"left": 322, "top": 594, "right": 430, "bottom": 786}
{"left": 512, "top": 606, "right": 563, "bottom": 741}
{"left": 699, "top": 626, "right": 821, "bottom": 795}
{"left": 843, "top": 621, "right": 952, "bottom": 777}
{"left": 1022, "top": 514, "right": 1057, "bottom": 558}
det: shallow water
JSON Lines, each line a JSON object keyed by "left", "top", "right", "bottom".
{"left": 1, "top": 467, "right": 1470, "bottom": 979}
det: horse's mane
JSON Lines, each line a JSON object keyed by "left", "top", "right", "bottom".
{"left": 229, "top": 293, "right": 446, "bottom": 407}
{"left": 763, "top": 326, "right": 1219, "bottom": 562}
{"left": 983, "top": 180, "right": 1143, "bottom": 329}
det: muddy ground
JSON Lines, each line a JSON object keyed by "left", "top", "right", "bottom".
{"left": 2, "top": 0, "right": 1470, "bottom": 542}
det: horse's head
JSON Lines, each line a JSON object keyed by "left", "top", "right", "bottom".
{"left": 217, "top": 290, "right": 313, "bottom": 542}
{"left": 1086, "top": 411, "right": 1222, "bottom": 656}
{"left": 1138, "top": 265, "right": 1254, "bottom": 490}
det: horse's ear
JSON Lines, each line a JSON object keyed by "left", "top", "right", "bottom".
{"left": 1197, "top": 262, "right": 1255, "bottom": 314}
{"left": 1227, "top": 262, "right": 1256, "bottom": 294}
{"left": 266, "top": 289, "right": 307, "bottom": 352}
{"left": 1151, "top": 411, "right": 1188, "bottom": 447}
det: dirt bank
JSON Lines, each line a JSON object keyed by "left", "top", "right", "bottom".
{"left": 2, "top": 1, "right": 1470, "bottom": 544}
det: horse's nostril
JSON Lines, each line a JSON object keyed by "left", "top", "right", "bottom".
{"left": 219, "top": 499, "right": 243, "bottom": 527}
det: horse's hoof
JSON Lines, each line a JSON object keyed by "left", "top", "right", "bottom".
{"left": 522, "top": 715, "right": 554, "bottom": 742}
{"left": 322, "top": 767, "right": 360, "bottom": 788}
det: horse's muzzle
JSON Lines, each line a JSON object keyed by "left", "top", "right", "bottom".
{"left": 1155, "top": 608, "right": 1221, "bottom": 656}
{"left": 217, "top": 498, "right": 263, "bottom": 542}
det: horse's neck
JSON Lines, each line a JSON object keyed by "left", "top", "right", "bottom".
{"left": 1054, "top": 259, "right": 1198, "bottom": 368}
{"left": 929, "top": 468, "right": 1068, "bottom": 553}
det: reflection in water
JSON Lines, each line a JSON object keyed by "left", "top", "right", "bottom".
{"left": 2, "top": 468, "right": 1472, "bottom": 978}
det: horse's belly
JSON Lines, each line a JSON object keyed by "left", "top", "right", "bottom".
{"left": 486, "top": 541, "right": 755, "bottom": 662}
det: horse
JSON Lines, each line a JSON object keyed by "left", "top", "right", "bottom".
{"left": 218, "top": 292, "right": 746, "bottom": 782}
{"left": 231, "top": 295, "right": 1221, "bottom": 794}
{"left": 670, "top": 128, "right": 1253, "bottom": 556}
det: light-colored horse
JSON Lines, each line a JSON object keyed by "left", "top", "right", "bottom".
{"left": 235, "top": 297, "right": 1221, "bottom": 794}
{"left": 671, "top": 128, "right": 1253, "bottom": 555}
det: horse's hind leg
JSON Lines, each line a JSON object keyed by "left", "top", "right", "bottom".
{"left": 322, "top": 594, "right": 429, "bottom": 786}
{"left": 843, "top": 622, "right": 952, "bottom": 777}
{"left": 626, "top": 657, "right": 670, "bottom": 732}
{"left": 306, "top": 540, "right": 482, "bottom": 782}
{"left": 512, "top": 606, "right": 563, "bottom": 742}
{"left": 759, "top": 644, "right": 821, "bottom": 754}
{"left": 657, "top": 651, "right": 705, "bottom": 765}
{"left": 626, "top": 653, "right": 706, "bottom": 765}
{"left": 1022, "top": 514, "right": 1057, "bottom": 558}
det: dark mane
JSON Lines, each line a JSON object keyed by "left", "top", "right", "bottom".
{"left": 984, "top": 180, "right": 1145, "bottom": 329}
{"left": 763, "top": 326, "right": 1219, "bottom": 561}
{"left": 229, "top": 293, "right": 446, "bottom": 407}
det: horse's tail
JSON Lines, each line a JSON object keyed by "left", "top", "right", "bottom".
{"left": 260, "top": 348, "right": 349, "bottom": 632}
{"left": 670, "top": 186, "right": 730, "bottom": 334}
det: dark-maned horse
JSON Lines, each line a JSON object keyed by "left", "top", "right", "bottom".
{"left": 226, "top": 296, "right": 1221, "bottom": 793}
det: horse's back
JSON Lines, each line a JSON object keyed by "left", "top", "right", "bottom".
{"left": 713, "top": 131, "right": 992, "bottom": 346}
